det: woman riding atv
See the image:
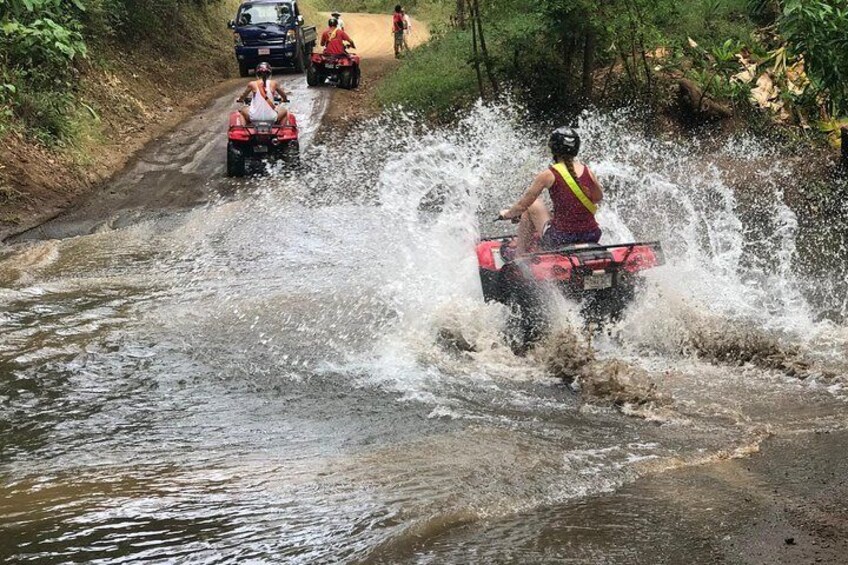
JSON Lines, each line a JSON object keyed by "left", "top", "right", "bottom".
{"left": 236, "top": 62, "right": 290, "bottom": 125}
{"left": 499, "top": 127, "right": 604, "bottom": 255}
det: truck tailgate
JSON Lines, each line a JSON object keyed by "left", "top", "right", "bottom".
{"left": 302, "top": 25, "right": 317, "bottom": 44}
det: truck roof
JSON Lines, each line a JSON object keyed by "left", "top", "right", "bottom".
{"left": 239, "top": 0, "right": 295, "bottom": 5}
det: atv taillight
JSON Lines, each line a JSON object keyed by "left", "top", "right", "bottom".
{"left": 228, "top": 127, "right": 250, "bottom": 142}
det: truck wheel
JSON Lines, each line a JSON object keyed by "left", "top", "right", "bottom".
{"left": 306, "top": 64, "right": 320, "bottom": 86}
{"left": 294, "top": 41, "right": 306, "bottom": 73}
{"left": 339, "top": 69, "right": 353, "bottom": 89}
{"left": 238, "top": 62, "right": 250, "bottom": 78}
{"left": 227, "top": 142, "right": 246, "bottom": 177}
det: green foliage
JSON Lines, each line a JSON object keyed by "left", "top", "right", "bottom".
{"left": 377, "top": 29, "right": 477, "bottom": 112}
{"left": 2, "top": 18, "right": 87, "bottom": 68}
{"left": 0, "top": 0, "right": 234, "bottom": 143}
{"left": 780, "top": 0, "right": 848, "bottom": 115}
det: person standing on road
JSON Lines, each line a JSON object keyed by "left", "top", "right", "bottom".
{"left": 402, "top": 10, "right": 412, "bottom": 51}
{"left": 331, "top": 11, "right": 345, "bottom": 29}
{"left": 392, "top": 5, "right": 406, "bottom": 59}
{"left": 236, "top": 62, "right": 290, "bottom": 124}
{"left": 321, "top": 17, "right": 355, "bottom": 55}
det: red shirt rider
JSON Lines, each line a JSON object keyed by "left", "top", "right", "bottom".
{"left": 321, "top": 21, "right": 354, "bottom": 55}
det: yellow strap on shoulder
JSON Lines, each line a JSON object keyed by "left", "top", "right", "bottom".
{"left": 329, "top": 28, "right": 338, "bottom": 41}
{"left": 551, "top": 163, "right": 597, "bottom": 215}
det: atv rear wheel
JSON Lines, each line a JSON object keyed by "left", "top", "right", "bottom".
{"left": 352, "top": 66, "right": 361, "bottom": 88}
{"left": 580, "top": 284, "right": 635, "bottom": 327}
{"left": 339, "top": 69, "right": 353, "bottom": 89}
{"left": 281, "top": 141, "right": 300, "bottom": 166}
{"left": 503, "top": 284, "right": 548, "bottom": 355}
{"left": 226, "top": 142, "right": 246, "bottom": 177}
{"left": 238, "top": 62, "right": 250, "bottom": 78}
{"left": 306, "top": 64, "right": 321, "bottom": 86}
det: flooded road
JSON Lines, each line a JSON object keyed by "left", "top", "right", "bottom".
{"left": 2, "top": 104, "right": 847, "bottom": 563}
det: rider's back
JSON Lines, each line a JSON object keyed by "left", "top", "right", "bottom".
{"left": 548, "top": 164, "right": 600, "bottom": 234}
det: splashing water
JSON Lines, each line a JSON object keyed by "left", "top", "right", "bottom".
{"left": 1, "top": 103, "right": 847, "bottom": 563}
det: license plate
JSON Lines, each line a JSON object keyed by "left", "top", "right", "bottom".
{"left": 492, "top": 248, "right": 505, "bottom": 269}
{"left": 258, "top": 48, "right": 271, "bottom": 55}
{"left": 583, "top": 271, "right": 613, "bottom": 290}
{"left": 325, "top": 63, "right": 336, "bottom": 69}
{"left": 254, "top": 146, "right": 268, "bottom": 153}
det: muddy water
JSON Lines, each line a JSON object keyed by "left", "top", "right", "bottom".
{"left": 1, "top": 105, "right": 847, "bottom": 563}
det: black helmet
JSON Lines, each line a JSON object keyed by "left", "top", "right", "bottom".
{"left": 328, "top": 17, "right": 338, "bottom": 26}
{"left": 256, "top": 62, "right": 272, "bottom": 78}
{"left": 548, "top": 126, "right": 580, "bottom": 157}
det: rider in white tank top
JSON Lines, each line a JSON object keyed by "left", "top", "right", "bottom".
{"left": 236, "top": 62, "right": 290, "bottom": 124}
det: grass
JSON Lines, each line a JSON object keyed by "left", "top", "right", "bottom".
{"left": 309, "top": 0, "right": 447, "bottom": 20}
{"left": 376, "top": 29, "right": 478, "bottom": 114}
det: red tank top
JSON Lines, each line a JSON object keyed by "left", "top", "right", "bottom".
{"left": 549, "top": 164, "right": 599, "bottom": 233}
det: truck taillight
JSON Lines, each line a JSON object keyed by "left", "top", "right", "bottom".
{"left": 234, "top": 33, "right": 243, "bottom": 46}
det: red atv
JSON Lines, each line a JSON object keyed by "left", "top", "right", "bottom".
{"left": 306, "top": 52, "right": 361, "bottom": 89}
{"left": 477, "top": 232, "right": 665, "bottom": 352}
{"left": 226, "top": 104, "right": 299, "bottom": 177}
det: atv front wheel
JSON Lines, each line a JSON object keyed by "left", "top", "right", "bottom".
{"left": 226, "top": 142, "right": 246, "bottom": 177}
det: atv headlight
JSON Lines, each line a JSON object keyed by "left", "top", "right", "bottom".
{"left": 286, "top": 29, "right": 297, "bottom": 44}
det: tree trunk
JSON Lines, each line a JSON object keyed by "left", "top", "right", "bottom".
{"left": 841, "top": 126, "right": 848, "bottom": 171}
{"left": 582, "top": 30, "right": 596, "bottom": 101}
{"left": 456, "top": 0, "right": 465, "bottom": 29}
{"left": 563, "top": 35, "right": 576, "bottom": 97}
{"left": 473, "top": 0, "right": 498, "bottom": 94}
{"left": 470, "top": 6, "right": 485, "bottom": 98}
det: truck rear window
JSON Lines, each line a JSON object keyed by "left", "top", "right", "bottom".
{"left": 237, "top": 3, "right": 293, "bottom": 25}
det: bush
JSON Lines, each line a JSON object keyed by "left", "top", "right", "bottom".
{"left": 781, "top": 0, "right": 848, "bottom": 116}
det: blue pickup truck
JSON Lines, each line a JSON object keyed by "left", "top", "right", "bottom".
{"left": 228, "top": 0, "right": 318, "bottom": 76}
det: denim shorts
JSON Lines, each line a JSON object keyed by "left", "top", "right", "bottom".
{"left": 540, "top": 223, "right": 602, "bottom": 249}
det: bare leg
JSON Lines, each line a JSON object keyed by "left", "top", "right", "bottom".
{"left": 516, "top": 198, "right": 551, "bottom": 255}
{"left": 239, "top": 107, "right": 250, "bottom": 125}
{"left": 275, "top": 107, "right": 289, "bottom": 124}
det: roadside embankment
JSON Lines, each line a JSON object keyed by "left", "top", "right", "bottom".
{"left": 0, "top": 0, "right": 243, "bottom": 241}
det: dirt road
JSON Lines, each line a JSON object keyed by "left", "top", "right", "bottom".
{"left": 5, "top": 13, "right": 426, "bottom": 244}
{"left": 6, "top": 75, "right": 327, "bottom": 243}
{"left": 319, "top": 13, "right": 428, "bottom": 129}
